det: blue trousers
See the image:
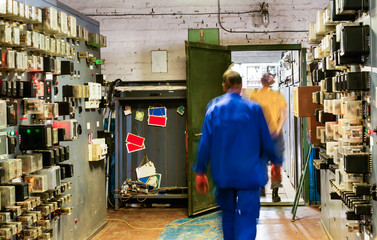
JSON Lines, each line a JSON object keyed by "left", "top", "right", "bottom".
{"left": 216, "top": 188, "right": 260, "bottom": 240}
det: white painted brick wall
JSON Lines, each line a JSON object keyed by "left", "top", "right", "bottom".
{"left": 60, "top": 0, "right": 328, "bottom": 81}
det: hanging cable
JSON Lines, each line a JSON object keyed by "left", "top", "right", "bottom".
{"left": 217, "top": 0, "right": 308, "bottom": 34}
{"left": 85, "top": 9, "right": 260, "bottom": 17}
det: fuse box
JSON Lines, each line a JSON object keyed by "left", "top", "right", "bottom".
{"left": 17, "top": 153, "right": 43, "bottom": 174}
{"left": 19, "top": 125, "right": 52, "bottom": 150}
{"left": 24, "top": 175, "right": 48, "bottom": 193}
{"left": 52, "top": 120, "right": 78, "bottom": 140}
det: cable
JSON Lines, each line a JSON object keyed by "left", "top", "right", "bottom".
{"left": 217, "top": 0, "right": 308, "bottom": 34}
{"left": 107, "top": 210, "right": 221, "bottom": 231}
{"left": 85, "top": 10, "right": 260, "bottom": 17}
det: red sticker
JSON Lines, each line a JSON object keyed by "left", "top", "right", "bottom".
{"left": 148, "top": 116, "right": 167, "bottom": 127}
{"left": 126, "top": 143, "right": 145, "bottom": 153}
{"left": 125, "top": 133, "right": 145, "bottom": 147}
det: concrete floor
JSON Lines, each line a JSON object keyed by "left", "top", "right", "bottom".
{"left": 92, "top": 206, "right": 329, "bottom": 240}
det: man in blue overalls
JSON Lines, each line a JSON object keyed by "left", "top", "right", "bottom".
{"left": 194, "top": 70, "right": 282, "bottom": 240}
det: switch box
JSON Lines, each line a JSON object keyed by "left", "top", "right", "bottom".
{"left": 19, "top": 125, "right": 52, "bottom": 150}
{"left": 88, "top": 138, "right": 108, "bottom": 161}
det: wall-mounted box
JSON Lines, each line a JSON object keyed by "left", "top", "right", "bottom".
{"left": 340, "top": 25, "right": 369, "bottom": 57}
{"left": 23, "top": 99, "right": 43, "bottom": 114}
{"left": 1, "top": 182, "right": 29, "bottom": 202}
{"left": 19, "top": 125, "right": 52, "bottom": 150}
{"left": 16, "top": 153, "right": 43, "bottom": 174}
{"left": 33, "top": 150, "right": 55, "bottom": 167}
{"left": 0, "top": 186, "right": 15, "bottom": 206}
{"left": 0, "top": 101, "right": 7, "bottom": 129}
{"left": 88, "top": 138, "right": 108, "bottom": 161}
{"left": 58, "top": 164, "right": 73, "bottom": 178}
{"left": 88, "top": 33, "right": 100, "bottom": 47}
{"left": 0, "top": 23, "right": 13, "bottom": 45}
{"left": 39, "top": 166, "right": 61, "bottom": 191}
{"left": 35, "top": 103, "right": 59, "bottom": 119}
{"left": 52, "top": 120, "right": 78, "bottom": 140}
{"left": 57, "top": 11, "right": 68, "bottom": 37}
{"left": 0, "top": 160, "right": 15, "bottom": 181}
{"left": 68, "top": 15, "right": 77, "bottom": 38}
{"left": 293, "top": 86, "right": 322, "bottom": 117}
{"left": 38, "top": 7, "right": 58, "bottom": 34}
{"left": 24, "top": 175, "right": 48, "bottom": 193}
{"left": 0, "top": 133, "right": 8, "bottom": 160}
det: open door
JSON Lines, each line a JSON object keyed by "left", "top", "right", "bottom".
{"left": 185, "top": 41, "right": 231, "bottom": 216}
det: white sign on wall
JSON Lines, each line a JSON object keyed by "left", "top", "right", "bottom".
{"left": 151, "top": 50, "right": 168, "bottom": 73}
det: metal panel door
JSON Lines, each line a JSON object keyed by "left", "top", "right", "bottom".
{"left": 185, "top": 41, "right": 231, "bottom": 216}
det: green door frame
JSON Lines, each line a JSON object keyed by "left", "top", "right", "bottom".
{"left": 226, "top": 43, "right": 309, "bottom": 204}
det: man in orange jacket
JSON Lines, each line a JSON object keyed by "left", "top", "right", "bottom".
{"left": 249, "top": 73, "right": 287, "bottom": 202}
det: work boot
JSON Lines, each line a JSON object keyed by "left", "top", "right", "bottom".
{"left": 272, "top": 188, "right": 281, "bottom": 202}
{"left": 260, "top": 187, "right": 266, "bottom": 197}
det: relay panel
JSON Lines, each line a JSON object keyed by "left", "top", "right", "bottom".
{"left": 307, "top": 0, "right": 374, "bottom": 239}
{"left": 0, "top": 0, "right": 109, "bottom": 239}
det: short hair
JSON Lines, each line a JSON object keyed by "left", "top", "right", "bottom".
{"left": 261, "top": 73, "right": 273, "bottom": 85}
{"left": 223, "top": 70, "right": 242, "bottom": 86}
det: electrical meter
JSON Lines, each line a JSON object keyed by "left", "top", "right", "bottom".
{"left": 19, "top": 125, "right": 52, "bottom": 150}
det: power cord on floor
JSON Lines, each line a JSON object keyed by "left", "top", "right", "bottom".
{"left": 107, "top": 210, "right": 220, "bottom": 231}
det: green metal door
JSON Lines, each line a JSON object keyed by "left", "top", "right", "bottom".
{"left": 185, "top": 41, "right": 231, "bottom": 216}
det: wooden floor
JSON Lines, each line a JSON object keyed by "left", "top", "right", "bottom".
{"left": 92, "top": 206, "right": 329, "bottom": 240}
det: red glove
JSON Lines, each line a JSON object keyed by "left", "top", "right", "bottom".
{"left": 196, "top": 174, "right": 209, "bottom": 196}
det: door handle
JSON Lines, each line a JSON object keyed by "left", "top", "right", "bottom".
{"left": 194, "top": 133, "right": 202, "bottom": 137}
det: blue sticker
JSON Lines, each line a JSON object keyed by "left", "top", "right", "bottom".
{"left": 148, "top": 107, "right": 166, "bottom": 116}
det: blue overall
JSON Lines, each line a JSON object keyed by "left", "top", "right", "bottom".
{"left": 194, "top": 92, "right": 282, "bottom": 240}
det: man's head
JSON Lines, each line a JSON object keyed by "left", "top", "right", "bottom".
{"left": 261, "top": 73, "right": 275, "bottom": 87}
{"left": 222, "top": 70, "right": 242, "bottom": 92}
